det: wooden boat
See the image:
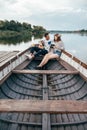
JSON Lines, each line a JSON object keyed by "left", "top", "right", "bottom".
{"left": 0, "top": 48, "right": 87, "bottom": 130}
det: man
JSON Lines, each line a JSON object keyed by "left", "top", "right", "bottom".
{"left": 26, "top": 32, "right": 53, "bottom": 59}
{"left": 43, "top": 32, "right": 53, "bottom": 51}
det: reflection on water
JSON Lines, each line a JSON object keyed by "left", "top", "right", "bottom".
{"left": 0, "top": 35, "right": 32, "bottom": 45}
{"left": 0, "top": 33, "right": 87, "bottom": 64}
{"left": 0, "top": 33, "right": 44, "bottom": 45}
{"left": 78, "top": 32, "right": 87, "bottom": 37}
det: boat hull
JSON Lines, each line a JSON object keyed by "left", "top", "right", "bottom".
{"left": 0, "top": 59, "right": 87, "bottom": 130}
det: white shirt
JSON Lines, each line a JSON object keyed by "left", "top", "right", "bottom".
{"left": 43, "top": 38, "right": 53, "bottom": 51}
{"left": 52, "top": 41, "right": 65, "bottom": 52}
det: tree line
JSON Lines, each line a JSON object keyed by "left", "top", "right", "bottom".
{"left": 0, "top": 20, "right": 46, "bottom": 39}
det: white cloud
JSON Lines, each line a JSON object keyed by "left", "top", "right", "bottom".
{"left": 0, "top": 0, "right": 87, "bottom": 29}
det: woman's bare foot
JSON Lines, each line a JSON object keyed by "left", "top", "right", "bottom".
{"left": 35, "top": 65, "right": 42, "bottom": 70}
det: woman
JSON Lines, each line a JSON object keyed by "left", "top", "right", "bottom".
{"left": 36, "top": 34, "right": 65, "bottom": 69}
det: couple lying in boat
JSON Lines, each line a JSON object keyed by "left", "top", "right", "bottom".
{"left": 26, "top": 33, "right": 65, "bottom": 69}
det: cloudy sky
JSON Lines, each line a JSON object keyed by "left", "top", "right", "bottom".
{"left": 0, "top": 0, "right": 87, "bottom": 30}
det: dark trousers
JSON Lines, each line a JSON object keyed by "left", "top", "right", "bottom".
{"left": 30, "top": 46, "right": 48, "bottom": 57}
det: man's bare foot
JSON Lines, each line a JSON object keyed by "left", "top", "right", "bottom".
{"left": 25, "top": 54, "right": 34, "bottom": 59}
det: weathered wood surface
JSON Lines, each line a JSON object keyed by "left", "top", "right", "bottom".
{"left": 59, "top": 59, "right": 77, "bottom": 71}
{"left": 12, "top": 70, "right": 79, "bottom": 74}
{"left": 0, "top": 100, "right": 87, "bottom": 113}
{"left": 42, "top": 74, "right": 51, "bottom": 130}
{"left": 0, "top": 51, "right": 19, "bottom": 67}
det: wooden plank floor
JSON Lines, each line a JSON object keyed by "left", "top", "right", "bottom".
{"left": 0, "top": 51, "right": 19, "bottom": 67}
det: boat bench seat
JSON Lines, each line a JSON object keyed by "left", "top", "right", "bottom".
{"left": 0, "top": 100, "right": 87, "bottom": 113}
{"left": 12, "top": 70, "right": 79, "bottom": 74}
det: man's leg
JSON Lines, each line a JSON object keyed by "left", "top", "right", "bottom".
{"left": 35, "top": 49, "right": 48, "bottom": 57}
{"left": 26, "top": 47, "right": 41, "bottom": 59}
{"left": 30, "top": 46, "right": 41, "bottom": 54}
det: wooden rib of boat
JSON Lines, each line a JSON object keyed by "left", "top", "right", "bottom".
{"left": 0, "top": 48, "right": 87, "bottom": 130}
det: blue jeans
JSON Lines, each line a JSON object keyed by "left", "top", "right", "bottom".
{"left": 30, "top": 46, "right": 48, "bottom": 57}
{"left": 53, "top": 50, "right": 61, "bottom": 57}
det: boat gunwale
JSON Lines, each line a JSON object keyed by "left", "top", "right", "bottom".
{"left": 0, "top": 48, "right": 30, "bottom": 71}
{"left": 0, "top": 48, "right": 87, "bottom": 85}
{"left": 62, "top": 50, "right": 87, "bottom": 69}
{"left": 0, "top": 49, "right": 87, "bottom": 71}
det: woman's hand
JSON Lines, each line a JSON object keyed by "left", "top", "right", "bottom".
{"left": 50, "top": 44, "right": 55, "bottom": 48}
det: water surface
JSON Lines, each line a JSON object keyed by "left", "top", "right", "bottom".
{"left": 0, "top": 33, "right": 87, "bottom": 63}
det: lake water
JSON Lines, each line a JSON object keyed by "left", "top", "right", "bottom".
{"left": 0, "top": 33, "right": 87, "bottom": 64}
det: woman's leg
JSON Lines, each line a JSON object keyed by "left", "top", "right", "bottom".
{"left": 38, "top": 53, "right": 59, "bottom": 67}
{"left": 38, "top": 53, "right": 51, "bottom": 67}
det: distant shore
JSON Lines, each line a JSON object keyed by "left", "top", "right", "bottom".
{"left": 48, "top": 29, "right": 87, "bottom": 34}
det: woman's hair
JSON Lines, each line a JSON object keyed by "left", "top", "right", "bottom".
{"left": 54, "top": 34, "right": 61, "bottom": 42}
